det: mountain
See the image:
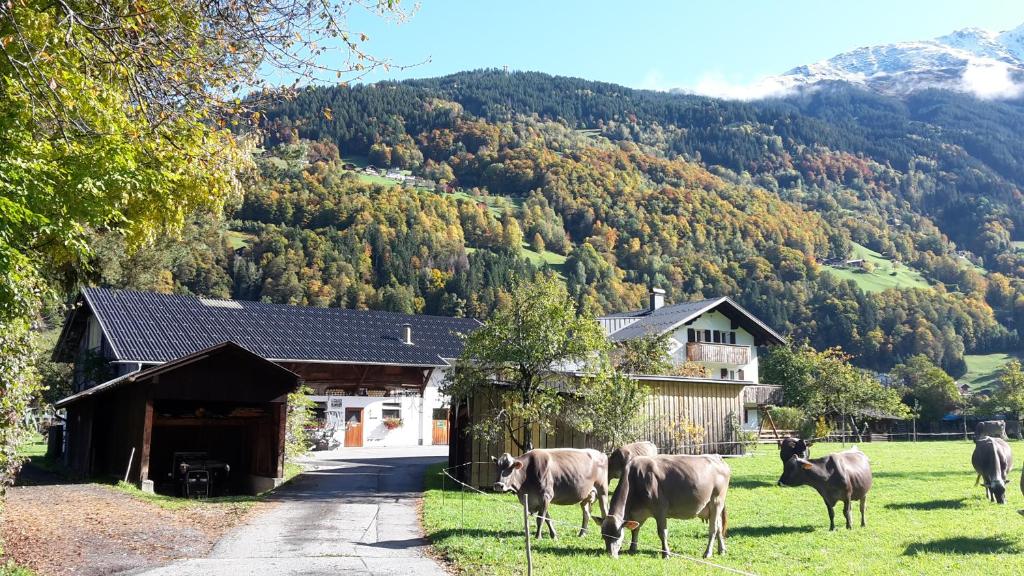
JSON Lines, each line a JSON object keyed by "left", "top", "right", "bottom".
{"left": 767, "top": 24, "right": 1024, "bottom": 99}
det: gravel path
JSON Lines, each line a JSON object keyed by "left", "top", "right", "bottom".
{"left": 128, "top": 446, "right": 449, "bottom": 576}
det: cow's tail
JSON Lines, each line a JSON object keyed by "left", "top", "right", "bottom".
{"left": 721, "top": 505, "right": 728, "bottom": 538}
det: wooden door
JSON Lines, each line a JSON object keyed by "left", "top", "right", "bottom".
{"left": 344, "top": 408, "right": 363, "bottom": 447}
{"left": 432, "top": 419, "right": 449, "bottom": 445}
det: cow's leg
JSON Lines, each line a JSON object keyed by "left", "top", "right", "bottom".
{"left": 596, "top": 483, "right": 610, "bottom": 517}
{"left": 628, "top": 526, "right": 640, "bottom": 554}
{"left": 859, "top": 497, "right": 867, "bottom": 528}
{"left": 578, "top": 498, "right": 592, "bottom": 537}
{"left": 842, "top": 499, "right": 852, "bottom": 530}
{"left": 656, "top": 515, "right": 670, "bottom": 559}
{"left": 826, "top": 501, "right": 836, "bottom": 531}
{"left": 534, "top": 504, "right": 544, "bottom": 539}
{"left": 542, "top": 501, "right": 557, "bottom": 539}
{"left": 717, "top": 506, "right": 727, "bottom": 554}
{"left": 704, "top": 502, "right": 720, "bottom": 558}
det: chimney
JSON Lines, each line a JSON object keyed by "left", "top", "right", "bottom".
{"left": 649, "top": 287, "right": 666, "bottom": 312}
{"left": 402, "top": 323, "right": 413, "bottom": 345}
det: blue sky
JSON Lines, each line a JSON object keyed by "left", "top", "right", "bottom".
{"left": 286, "top": 0, "right": 1024, "bottom": 92}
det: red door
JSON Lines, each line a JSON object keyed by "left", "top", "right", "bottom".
{"left": 344, "top": 408, "right": 363, "bottom": 447}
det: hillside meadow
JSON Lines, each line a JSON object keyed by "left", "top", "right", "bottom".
{"left": 423, "top": 441, "right": 1024, "bottom": 576}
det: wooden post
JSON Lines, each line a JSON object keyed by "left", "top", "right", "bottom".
{"left": 522, "top": 493, "right": 533, "bottom": 576}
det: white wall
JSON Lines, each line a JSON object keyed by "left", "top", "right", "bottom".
{"left": 666, "top": 310, "right": 759, "bottom": 383}
{"left": 323, "top": 368, "right": 447, "bottom": 448}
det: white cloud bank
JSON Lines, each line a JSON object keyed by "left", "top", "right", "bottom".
{"left": 961, "top": 58, "right": 1024, "bottom": 99}
{"left": 685, "top": 72, "right": 798, "bottom": 100}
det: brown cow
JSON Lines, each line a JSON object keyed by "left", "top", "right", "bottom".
{"left": 778, "top": 446, "right": 872, "bottom": 531}
{"left": 975, "top": 420, "right": 1009, "bottom": 441}
{"left": 492, "top": 448, "right": 609, "bottom": 539}
{"left": 608, "top": 441, "right": 658, "bottom": 480}
{"left": 595, "top": 454, "right": 730, "bottom": 559}
{"left": 972, "top": 436, "right": 1013, "bottom": 504}
{"left": 779, "top": 437, "right": 811, "bottom": 463}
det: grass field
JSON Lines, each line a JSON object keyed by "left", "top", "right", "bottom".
{"left": 423, "top": 442, "right": 1024, "bottom": 575}
{"left": 962, "top": 353, "right": 1020, "bottom": 391}
{"left": 823, "top": 243, "right": 931, "bottom": 293}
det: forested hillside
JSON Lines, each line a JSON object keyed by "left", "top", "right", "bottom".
{"left": 75, "top": 70, "right": 1024, "bottom": 378}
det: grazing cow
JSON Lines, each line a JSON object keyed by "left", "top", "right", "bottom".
{"left": 779, "top": 437, "right": 811, "bottom": 463}
{"left": 778, "top": 446, "right": 872, "bottom": 531}
{"left": 975, "top": 420, "right": 1008, "bottom": 441}
{"left": 492, "top": 448, "right": 609, "bottom": 539}
{"left": 608, "top": 441, "right": 658, "bottom": 480}
{"left": 972, "top": 436, "right": 1013, "bottom": 504}
{"left": 595, "top": 454, "right": 730, "bottom": 559}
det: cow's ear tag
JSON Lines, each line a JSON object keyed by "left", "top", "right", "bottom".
{"left": 624, "top": 520, "right": 640, "bottom": 530}
{"left": 801, "top": 462, "right": 814, "bottom": 470}
{"left": 512, "top": 461, "right": 524, "bottom": 470}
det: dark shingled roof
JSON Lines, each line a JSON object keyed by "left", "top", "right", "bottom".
{"left": 601, "top": 296, "right": 786, "bottom": 346}
{"left": 58, "top": 287, "right": 480, "bottom": 366}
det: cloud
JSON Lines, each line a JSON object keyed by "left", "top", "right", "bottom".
{"left": 681, "top": 72, "right": 799, "bottom": 101}
{"left": 638, "top": 69, "right": 671, "bottom": 92}
{"left": 960, "top": 58, "right": 1024, "bottom": 99}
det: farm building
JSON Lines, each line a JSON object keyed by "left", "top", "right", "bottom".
{"left": 451, "top": 289, "right": 787, "bottom": 488}
{"left": 52, "top": 287, "right": 479, "bottom": 493}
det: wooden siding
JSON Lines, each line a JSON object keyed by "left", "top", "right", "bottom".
{"left": 463, "top": 379, "right": 746, "bottom": 488}
{"left": 743, "top": 385, "right": 783, "bottom": 406}
{"left": 686, "top": 342, "right": 750, "bottom": 365}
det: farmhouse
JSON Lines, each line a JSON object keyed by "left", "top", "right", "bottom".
{"left": 52, "top": 287, "right": 479, "bottom": 494}
{"left": 453, "top": 289, "right": 787, "bottom": 487}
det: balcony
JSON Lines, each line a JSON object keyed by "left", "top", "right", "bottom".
{"left": 686, "top": 342, "right": 750, "bottom": 365}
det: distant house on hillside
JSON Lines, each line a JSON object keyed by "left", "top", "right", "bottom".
{"left": 52, "top": 288, "right": 479, "bottom": 494}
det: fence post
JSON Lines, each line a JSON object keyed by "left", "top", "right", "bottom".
{"left": 522, "top": 493, "right": 533, "bottom": 576}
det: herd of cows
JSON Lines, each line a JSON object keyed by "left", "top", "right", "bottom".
{"left": 489, "top": 420, "right": 1021, "bottom": 561}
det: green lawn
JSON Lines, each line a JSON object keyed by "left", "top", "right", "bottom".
{"left": 823, "top": 242, "right": 931, "bottom": 293}
{"left": 225, "top": 230, "right": 257, "bottom": 250}
{"left": 423, "top": 442, "right": 1024, "bottom": 575}
{"left": 962, "top": 353, "right": 1020, "bottom": 391}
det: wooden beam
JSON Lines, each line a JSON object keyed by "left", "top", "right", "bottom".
{"left": 275, "top": 402, "right": 287, "bottom": 478}
{"left": 139, "top": 398, "right": 153, "bottom": 483}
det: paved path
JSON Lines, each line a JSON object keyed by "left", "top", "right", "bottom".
{"left": 131, "top": 447, "right": 449, "bottom": 576}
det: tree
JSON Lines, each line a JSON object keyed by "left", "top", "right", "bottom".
{"left": 890, "top": 355, "right": 961, "bottom": 423}
{"left": 612, "top": 334, "right": 672, "bottom": 375}
{"left": 763, "top": 343, "right": 909, "bottom": 429}
{"left": 993, "top": 360, "right": 1024, "bottom": 421}
{"left": 443, "top": 275, "right": 645, "bottom": 451}
{"left": 0, "top": 0, "right": 408, "bottom": 493}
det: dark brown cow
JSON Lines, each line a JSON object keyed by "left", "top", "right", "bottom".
{"left": 596, "top": 454, "right": 730, "bottom": 559}
{"left": 778, "top": 437, "right": 811, "bottom": 463}
{"left": 972, "top": 436, "right": 1013, "bottom": 504}
{"left": 778, "top": 446, "right": 872, "bottom": 531}
{"left": 492, "top": 448, "right": 609, "bottom": 539}
{"left": 608, "top": 441, "right": 658, "bottom": 480}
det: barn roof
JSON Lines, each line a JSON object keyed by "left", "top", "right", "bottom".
{"left": 599, "top": 296, "right": 786, "bottom": 346}
{"left": 54, "top": 287, "right": 480, "bottom": 367}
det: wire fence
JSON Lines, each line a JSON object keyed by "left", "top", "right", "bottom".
{"left": 436, "top": 461, "right": 759, "bottom": 576}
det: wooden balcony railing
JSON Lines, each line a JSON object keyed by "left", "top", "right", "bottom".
{"left": 743, "top": 385, "right": 783, "bottom": 405}
{"left": 686, "top": 342, "right": 750, "bottom": 365}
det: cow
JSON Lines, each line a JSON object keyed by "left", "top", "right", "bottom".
{"left": 492, "top": 448, "right": 609, "bottom": 539}
{"left": 778, "top": 445, "right": 872, "bottom": 531}
{"left": 608, "top": 441, "right": 658, "bottom": 480}
{"left": 779, "top": 436, "right": 811, "bottom": 463}
{"left": 975, "top": 420, "right": 1008, "bottom": 441}
{"left": 595, "top": 454, "right": 730, "bottom": 559}
{"left": 972, "top": 436, "right": 1013, "bottom": 504}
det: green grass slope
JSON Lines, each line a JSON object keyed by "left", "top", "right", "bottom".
{"left": 424, "top": 441, "right": 1024, "bottom": 575}
{"left": 962, "top": 353, "right": 1020, "bottom": 391}
{"left": 823, "top": 242, "right": 930, "bottom": 293}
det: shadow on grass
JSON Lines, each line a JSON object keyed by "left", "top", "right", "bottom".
{"left": 885, "top": 498, "right": 966, "bottom": 511}
{"left": 727, "top": 525, "right": 816, "bottom": 537}
{"left": 904, "top": 536, "right": 1020, "bottom": 556}
{"left": 873, "top": 470, "right": 971, "bottom": 480}
{"left": 730, "top": 478, "right": 777, "bottom": 490}
{"left": 429, "top": 527, "right": 524, "bottom": 541}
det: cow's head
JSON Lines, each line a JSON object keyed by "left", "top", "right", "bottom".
{"left": 987, "top": 477, "right": 1008, "bottom": 504}
{"left": 492, "top": 453, "right": 525, "bottom": 493}
{"left": 778, "top": 456, "right": 821, "bottom": 487}
{"left": 593, "top": 514, "right": 639, "bottom": 558}
{"left": 778, "top": 437, "right": 810, "bottom": 463}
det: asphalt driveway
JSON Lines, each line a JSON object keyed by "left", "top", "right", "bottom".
{"left": 129, "top": 446, "right": 449, "bottom": 576}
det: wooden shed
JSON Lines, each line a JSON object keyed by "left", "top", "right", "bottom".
{"left": 56, "top": 341, "right": 300, "bottom": 495}
{"left": 451, "top": 375, "right": 750, "bottom": 489}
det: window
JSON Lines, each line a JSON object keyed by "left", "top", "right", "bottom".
{"left": 687, "top": 328, "right": 696, "bottom": 342}
{"left": 704, "top": 329, "right": 712, "bottom": 342}
{"left": 729, "top": 332, "right": 737, "bottom": 345}
{"left": 382, "top": 404, "right": 401, "bottom": 420}
{"left": 729, "top": 370, "right": 736, "bottom": 380}
{"left": 737, "top": 369, "right": 745, "bottom": 381}
{"left": 720, "top": 368, "right": 728, "bottom": 379}
{"left": 712, "top": 330, "right": 721, "bottom": 343}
